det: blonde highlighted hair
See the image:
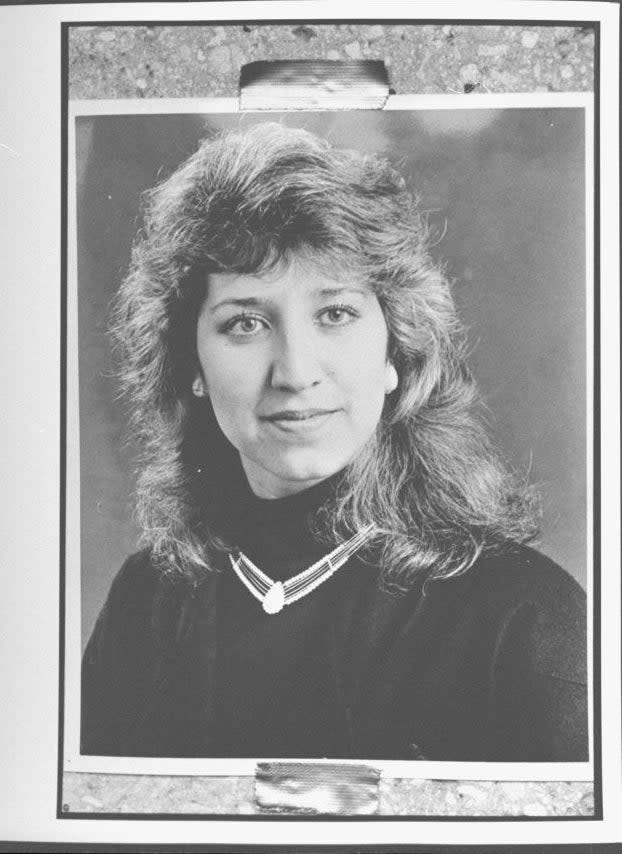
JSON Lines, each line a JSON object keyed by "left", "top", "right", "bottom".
{"left": 112, "top": 122, "right": 538, "bottom": 589}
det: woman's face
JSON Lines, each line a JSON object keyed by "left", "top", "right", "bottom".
{"left": 195, "top": 255, "right": 397, "bottom": 499}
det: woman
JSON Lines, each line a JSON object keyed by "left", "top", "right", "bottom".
{"left": 81, "top": 122, "right": 588, "bottom": 761}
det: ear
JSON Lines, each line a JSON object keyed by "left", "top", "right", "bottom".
{"left": 192, "top": 376, "right": 207, "bottom": 398}
{"left": 384, "top": 361, "right": 398, "bottom": 394}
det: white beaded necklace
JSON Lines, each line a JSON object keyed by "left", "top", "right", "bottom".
{"left": 228, "top": 525, "right": 374, "bottom": 614}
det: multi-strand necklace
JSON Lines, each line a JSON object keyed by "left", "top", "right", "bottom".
{"left": 228, "top": 525, "right": 373, "bottom": 614}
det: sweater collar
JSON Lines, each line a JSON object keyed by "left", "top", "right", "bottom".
{"left": 234, "top": 470, "right": 343, "bottom": 562}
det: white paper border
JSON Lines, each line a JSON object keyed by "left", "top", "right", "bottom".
{"left": 0, "top": 0, "right": 618, "bottom": 846}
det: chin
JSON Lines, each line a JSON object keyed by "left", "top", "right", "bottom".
{"left": 277, "top": 461, "right": 343, "bottom": 486}
{"left": 265, "top": 448, "right": 349, "bottom": 487}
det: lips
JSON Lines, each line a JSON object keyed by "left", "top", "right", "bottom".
{"left": 260, "top": 408, "right": 340, "bottom": 435}
{"left": 262, "top": 409, "right": 338, "bottom": 422}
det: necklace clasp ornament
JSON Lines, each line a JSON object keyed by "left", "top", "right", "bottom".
{"left": 229, "top": 524, "right": 374, "bottom": 615}
{"left": 262, "top": 581, "right": 286, "bottom": 614}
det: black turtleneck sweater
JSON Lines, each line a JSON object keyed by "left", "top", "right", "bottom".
{"left": 211, "top": 478, "right": 357, "bottom": 757}
{"left": 81, "top": 477, "right": 588, "bottom": 761}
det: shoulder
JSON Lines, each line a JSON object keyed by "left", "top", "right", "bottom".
{"left": 106, "top": 548, "right": 161, "bottom": 604}
{"left": 83, "top": 549, "right": 161, "bottom": 658}
{"left": 420, "top": 543, "right": 587, "bottom": 683}
{"left": 466, "top": 543, "right": 586, "bottom": 626}
{"left": 96, "top": 548, "right": 164, "bottom": 630}
{"left": 88, "top": 549, "right": 210, "bottom": 651}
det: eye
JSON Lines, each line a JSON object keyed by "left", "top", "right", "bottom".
{"left": 318, "top": 304, "right": 359, "bottom": 326}
{"left": 222, "top": 314, "right": 267, "bottom": 336}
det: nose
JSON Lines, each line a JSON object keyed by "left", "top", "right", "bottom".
{"left": 269, "top": 327, "right": 323, "bottom": 392}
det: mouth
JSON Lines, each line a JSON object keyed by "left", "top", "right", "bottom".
{"left": 262, "top": 409, "right": 337, "bottom": 422}
{"left": 260, "top": 408, "right": 340, "bottom": 434}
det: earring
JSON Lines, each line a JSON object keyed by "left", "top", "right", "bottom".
{"left": 385, "top": 362, "right": 398, "bottom": 394}
{"left": 192, "top": 377, "right": 206, "bottom": 398}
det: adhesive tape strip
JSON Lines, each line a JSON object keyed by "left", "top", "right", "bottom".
{"left": 239, "top": 60, "right": 390, "bottom": 111}
{"left": 255, "top": 762, "right": 380, "bottom": 815}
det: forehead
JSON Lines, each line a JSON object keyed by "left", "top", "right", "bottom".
{"left": 205, "top": 254, "right": 372, "bottom": 303}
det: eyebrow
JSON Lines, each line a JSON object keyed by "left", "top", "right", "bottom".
{"left": 209, "top": 297, "right": 263, "bottom": 312}
{"left": 208, "top": 286, "right": 370, "bottom": 313}
{"left": 317, "top": 286, "right": 371, "bottom": 298}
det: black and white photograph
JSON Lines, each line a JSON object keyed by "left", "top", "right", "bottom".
{"left": 67, "top": 101, "right": 592, "bottom": 771}
{"left": 1, "top": 2, "right": 621, "bottom": 847}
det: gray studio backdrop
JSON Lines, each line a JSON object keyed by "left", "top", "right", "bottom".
{"left": 76, "top": 108, "right": 587, "bottom": 649}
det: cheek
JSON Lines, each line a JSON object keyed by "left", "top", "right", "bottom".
{"left": 203, "top": 382, "right": 255, "bottom": 456}
{"left": 347, "top": 320, "right": 389, "bottom": 385}
{"left": 199, "top": 345, "right": 263, "bottom": 427}
{"left": 337, "top": 341, "right": 389, "bottom": 415}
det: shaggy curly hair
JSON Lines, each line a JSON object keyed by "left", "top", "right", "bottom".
{"left": 112, "top": 121, "right": 538, "bottom": 589}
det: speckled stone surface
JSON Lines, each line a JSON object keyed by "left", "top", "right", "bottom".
{"left": 63, "top": 773, "right": 594, "bottom": 817}
{"left": 69, "top": 23, "right": 594, "bottom": 99}
{"left": 63, "top": 773, "right": 256, "bottom": 815}
{"left": 67, "top": 20, "right": 594, "bottom": 818}
{"left": 378, "top": 779, "right": 594, "bottom": 817}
